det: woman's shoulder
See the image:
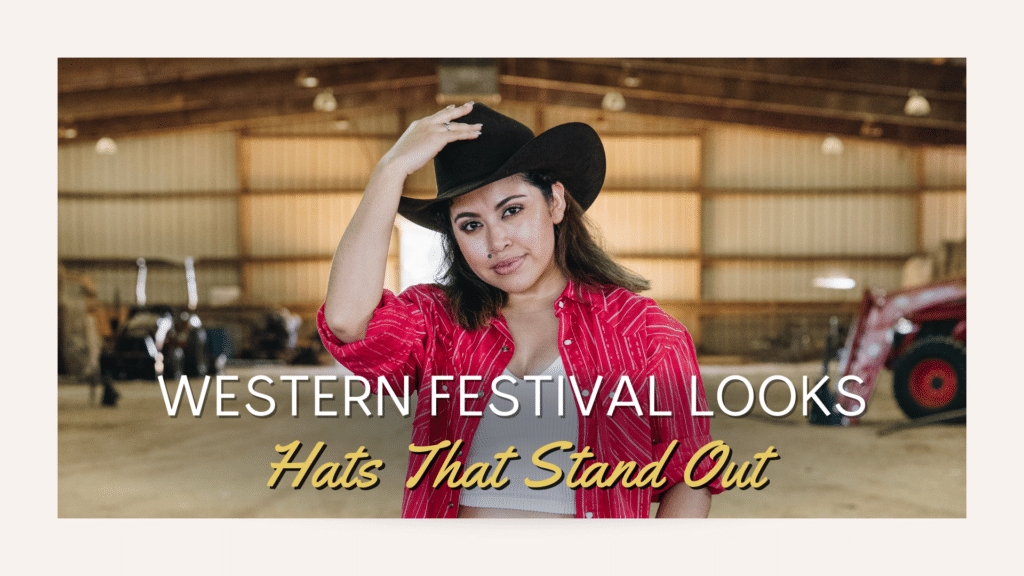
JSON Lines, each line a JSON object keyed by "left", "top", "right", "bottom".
{"left": 591, "top": 284, "right": 691, "bottom": 341}
{"left": 395, "top": 283, "right": 449, "bottom": 310}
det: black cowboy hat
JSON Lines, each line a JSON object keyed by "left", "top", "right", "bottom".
{"left": 397, "top": 103, "right": 606, "bottom": 232}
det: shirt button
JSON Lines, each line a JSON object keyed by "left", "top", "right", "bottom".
{"left": 501, "top": 346, "right": 510, "bottom": 352}
{"left": 448, "top": 503, "right": 454, "bottom": 509}
{"left": 442, "top": 384, "right": 449, "bottom": 392}
{"left": 563, "top": 339, "right": 572, "bottom": 346}
{"left": 558, "top": 301, "right": 565, "bottom": 308}
{"left": 585, "top": 512, "right": 594, "bottom": 519}
{"left": 581, "top": 390, "right": 590, "bottom": 397}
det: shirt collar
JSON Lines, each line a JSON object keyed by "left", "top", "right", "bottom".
{"left": 559, "top": 279, "right": 608, "bottom": 312}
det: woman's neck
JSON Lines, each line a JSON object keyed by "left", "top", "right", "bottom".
{"left": 504, "top": 266, "right": 567, "bottom": 315}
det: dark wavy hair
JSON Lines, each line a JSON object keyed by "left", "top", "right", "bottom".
{"left": 434, "top": 170, "right": 650, "bottom": 330}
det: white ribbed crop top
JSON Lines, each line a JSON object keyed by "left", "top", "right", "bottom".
{"left": 458, "top": 357, "right": 579, "bottom": 514}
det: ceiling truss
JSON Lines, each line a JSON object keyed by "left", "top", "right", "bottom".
{"left": 58, "top": 58, "right": 966, "bottom": 146}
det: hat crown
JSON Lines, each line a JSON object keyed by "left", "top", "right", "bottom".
{"left": 434, "top": 104, "right": 535, "bottom": 195}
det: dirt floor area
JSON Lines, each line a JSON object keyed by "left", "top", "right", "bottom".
{"left": 57, "top": 361, "right": 966, "bottom": 518}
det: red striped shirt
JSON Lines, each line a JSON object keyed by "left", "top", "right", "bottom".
{"left": 317, "top": 280, "right": 723, "bottom": 518}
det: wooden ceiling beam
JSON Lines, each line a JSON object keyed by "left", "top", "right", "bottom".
{"left": 59, "top": 59, "right": 439, "bottom": 122}
{"left": 502, "top": 59, "right": 965, "bottom": 128}
{"left": 572, "top": 58, "right": 966, "bottom": 98}
{"left": 58, "top": 58, "right": 367, "bottom": 92}
{"left": 63, "top": 82, "right": 439, "bottom": 141}
{"left": 500, "top": 81, "right": 964, "bottom": 146}
{"left": 57, "top": 58, "right": 967, "bottom": 146}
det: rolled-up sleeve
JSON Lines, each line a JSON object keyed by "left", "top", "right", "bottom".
{"left": 645, "top": 307, "right": 725, "bottom": 497}
{"left": 317, "top": 288, "right": 429, "bottom": 394}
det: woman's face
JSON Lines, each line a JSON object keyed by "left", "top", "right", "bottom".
{"left": 449, "top": 175, "right": 567, "bottom": 295}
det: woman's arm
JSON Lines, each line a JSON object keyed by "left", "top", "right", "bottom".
{"left": 323, "top": 103, "right": 481, "bottom": 343}
{"left": 656, "top": 484, "right": 711, "bottom": 518}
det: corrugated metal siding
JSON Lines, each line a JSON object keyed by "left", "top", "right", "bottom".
{"left": 241, "top": 133, "right": 400, "bottom": 305}
{"left": 603, "top": 136, "right": 700, "bottom": 188}
{"left": 703, "top": 194, "right": 917, "bottom": 255}
{"left": 58, "top": 197, "right": 238, "bottom": 258}
{"left": 245, "top": 110, "right": 403, "bottom": 136}
{"left": 703, "top": 262, "right": 904, "bottom": 301}
{"left": 58, "top": 131, "right": 237, "bottom": 192}
{"left": 246, "top": 194, "right": 369, "bottom": 257}
{"left": 617, "top": 258, "right": 699, "bottom": 301}
{"left": 245, "top": 259, "right": 399, "bottom": 305}
{"left": 72, "top": 265, "right": 240, "bottom": 307}
{"left": 245, "top": 137, "right": 390, "bottom": 190}
{"left": 921, "top": 147, "right": 967, "bottom": 188}
{"left": 700, "top": 313, "right": 855, "bottom": 359}
{"left": 588, "top": 192, "right": 700, "bottom": 255}
{"left": 921, "top": 191, "right": 967, "bottom": 250}
{"left": 703, "top": 125, "right": 917, "bottom": 189}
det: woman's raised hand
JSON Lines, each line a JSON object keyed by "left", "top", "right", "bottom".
{"left": 378, "top": 102, "right": 482, "bottom": 177}
{"left": 324, "top": 103, "right": 479, "bottom": 342}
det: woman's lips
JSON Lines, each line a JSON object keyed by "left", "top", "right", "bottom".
{"left": 491, "top": 255, "right": 525, "bottom": 275}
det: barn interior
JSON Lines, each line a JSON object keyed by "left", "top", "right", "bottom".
{"left": 56, "top": 58, "right": 967, "bottom": 519}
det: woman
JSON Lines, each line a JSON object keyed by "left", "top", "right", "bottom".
{"left": 319, "top": 102, "right": 722, "bottom": 518}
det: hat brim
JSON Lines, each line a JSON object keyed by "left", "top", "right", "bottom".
{"left": 398, "top": 122, "right": 605, "bottom": 232}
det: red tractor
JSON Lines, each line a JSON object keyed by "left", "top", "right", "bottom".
{"left": 811, "top": 276, "right": 966, "bottom": 425}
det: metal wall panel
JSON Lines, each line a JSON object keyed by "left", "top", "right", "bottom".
{"left": 245, "top": 193, "right": 385, "bottom": 257}
{"left": 246, "top": 259, "right": 400, "bottom": 305}
{"left": 921, "top": 147, "right": 967, "bottom": 188}
{"left": 921, "top": 191, "right": 967, "bottom": 250}
{"left": 246, "top": 110, "right": 403, "bottom": 136}
{"left": 587, "top": 191, "right": 700, "bottom": 255}
{"left": 703, "top": 125, "right": 918, "bottom": 189}
{"left": 71, "top": 265, "right": 240, "bottom": 307}
{"left": 245, "top": 137, "right": 391, "bottom": 190}
{"left": 703, "top": 262, "right": 904, "bottom": 301}
{"left": 58, "top": 130, "right": 238, "bottom": 192}
{"left": 541, "top": 106, "right": 700, "bottom": 134}
{"left": 703, "top": 194, "right": 917, "bottom": 255}
{"left": 700, "top": 313, "right": 856, "bottom": 358}
{"left": 603, "top": 136, "right": 701, "bottom": 189}
{"left": 58, "top": 197, "right": 238, "bottom": 258}
{"left": 617, "top": 258, "right": 700, "bottom": 301}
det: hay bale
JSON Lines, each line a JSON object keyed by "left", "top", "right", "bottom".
{"left": 58, "top": 264, "right": 102, "bottom": 379}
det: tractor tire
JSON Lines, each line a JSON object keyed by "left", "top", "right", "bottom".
{"left": 163, "top": 347, "right": 184, "bottom": 381}
{"left": 183, "top": 329, "right": 211, "bottom": 377}
{"left": 892, "top": 336, "right": 966, "bottom": 419}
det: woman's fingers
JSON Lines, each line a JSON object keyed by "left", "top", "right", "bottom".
{"left": 435, "top": 101, "right": 475, "bottom": 122}
{"left": 432, "top": 102, "right": 480, "bottom": 138}
{"left": 378, "top": 102, "right": 482, "bottom": 175}
{"left": 447, "top": 122, "right": 483, "bottom": 141}
{"left": 438, "top": 120, "right": 483, "bottom": 137}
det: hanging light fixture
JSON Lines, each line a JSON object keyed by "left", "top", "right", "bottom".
{"left": 904, "top": 90, "right": 931, "bottom": 117}
{"left": 295, "top": 71, "right": 319, "bottom": 88}
{"left": 601, "top": 91, "right": 626, "bottom": 112}
{"left": 313, "top": 89, "right": 338, "bottom": 112}
{"left": 621, "top": 63, "right": 641, "bottom": 88}
{"left": 95, "top": 137, "right": 118, "bottom": 155}
{"left": 821, "top": 135, "right": 844, "bottom": 155}
{"left": 813, "top": 275, "right": 856, "bottom": 290}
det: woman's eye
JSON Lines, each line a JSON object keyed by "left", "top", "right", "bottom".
{"left": 459, "top": 221, "right": 481, "bottom": 232}
{"left": 503, "top": 206, "right": 522, "bottom": 218}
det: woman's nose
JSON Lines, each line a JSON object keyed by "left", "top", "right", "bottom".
{"left": 487, "top": 223, "right": 511, "bottom": 252}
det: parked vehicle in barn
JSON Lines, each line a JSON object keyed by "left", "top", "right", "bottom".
{"left": 101, "top": 257, "right": 214, "bottom": 380}
{"left": 810, "top": 276, "right": 966, "bottom": 425}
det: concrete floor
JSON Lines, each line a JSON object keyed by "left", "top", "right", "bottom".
{"left": 57, "top": 361, "right": 966, "bottom": 518}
